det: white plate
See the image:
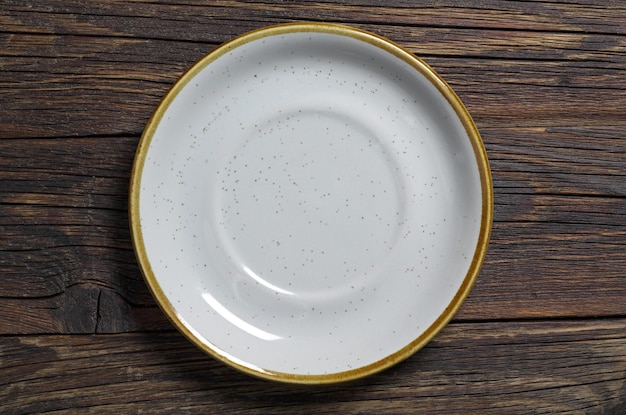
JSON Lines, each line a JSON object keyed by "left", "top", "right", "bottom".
{"left": 130, "top": 23, "right": 492, "bottom": 384}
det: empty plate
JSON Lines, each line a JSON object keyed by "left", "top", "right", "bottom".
{"left": 129, "top": 23, "right": 493, "bottom": 383}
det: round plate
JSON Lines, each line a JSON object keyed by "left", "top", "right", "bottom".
{"left": 129, "top": 23, "right": 492, "bottom": 384}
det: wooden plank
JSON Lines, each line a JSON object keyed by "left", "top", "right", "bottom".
{"left": 1, "top": 126, "right": 625, "bottom": 332}
{"left": 2, "top": 45, "right": 624, "bottom": 137}
{"left": 459, "top": 222, "right": 626, "bottom": 320}
{"left": 0, "top": 135, "right": 166, "bottom": 333}
{"left": 1, "top": 319, "right": 625, "bottom": 413}
{"left": 2, "top": 213, "right": 624, "bottom": 332}
{"left": 483, "top": 127, "right": 626, "bottom": 197}
{"left": 3, "top": 0, "right": 625, "bottom": 37}
{"left": 460, "top": 126, "right": 626, "bottom": 319}
{"left": 0, "top": 38, "right": 190, "bottom": 138}
{"left": 1, "top": 1, "right": 624, "bottom": 411}
{"left": 0, "top": 1, "right": 624, "bottom": 331}
{"left": 1, "top": 3, "right": 625, "bottom": 137}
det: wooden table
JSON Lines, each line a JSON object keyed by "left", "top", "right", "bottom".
{"left": 2, "top": 1, "right": 625, "bottom": 413}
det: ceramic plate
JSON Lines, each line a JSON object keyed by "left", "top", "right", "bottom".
{"left": 130, "top": 23, "right": 492, "bottom": 384}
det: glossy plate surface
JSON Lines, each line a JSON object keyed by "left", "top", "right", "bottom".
{"left": 130, "top": 23, "right": 492, "bottom": 383}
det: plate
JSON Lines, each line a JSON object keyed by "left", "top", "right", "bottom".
{"left": 129, "top": 23, "right": 492, "bottom": 384}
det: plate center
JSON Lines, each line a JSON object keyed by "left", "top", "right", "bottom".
{"left": 214, "top": 108, "right": 403, "bottom": 298}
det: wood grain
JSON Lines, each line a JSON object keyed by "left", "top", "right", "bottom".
{"left": 2, "top": 320, "right": 626, "bottom": 414}
{"left": 0, "top": 128, "right": 624, "bottom": 332}
{"left": 2, "top": 1, "right": 625, "bottom": 138}
{"left": 1, "top": 0, "right": 625, "bottom": 411}
{"left": 0, "top": 0, "right": 625, "bottom": 329}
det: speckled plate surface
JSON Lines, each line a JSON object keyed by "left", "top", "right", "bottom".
{"left": 129, "top": 23, "right": 492, "bottom": 384}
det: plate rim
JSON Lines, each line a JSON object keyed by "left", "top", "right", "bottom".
{"left": 129, "top": 22, "right": 493, "bottom": 384}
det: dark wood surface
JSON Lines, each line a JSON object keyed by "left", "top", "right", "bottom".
{"left": 1, "top": 1, "right": 625, "bottom": 413}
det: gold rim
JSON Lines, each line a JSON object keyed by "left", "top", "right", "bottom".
{"left": 129, "top": 22, "right": 493, "bottom": 384}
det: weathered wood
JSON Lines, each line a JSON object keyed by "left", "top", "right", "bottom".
{"left": 484, "top": 126, "right": 626, "bottom": 198}
{"left": 0, "top": 129, "right": 625, "bottom": 332}
{"left": 3, "top": 0, "right": 625, "bottom": 37}
{"left": 1, "top": 1, "right": 625, "bottom": 138}
{"left": 3, "top": 49, "right": 625, "bottom": 138}
{"left": 461, "top": 223, "right": 626, "bottom": 320}
{"left": 1, "top": 319, "right": 625, "bottom": 414}
{"left": 1, "top": 0, "right": 625, "bottom": 410}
